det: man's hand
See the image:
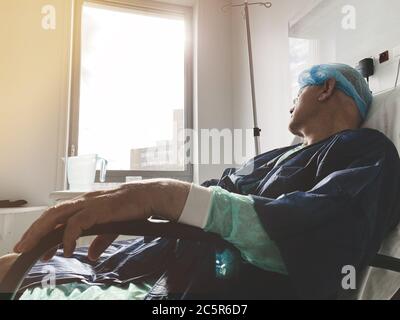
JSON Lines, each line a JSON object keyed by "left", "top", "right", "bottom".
{"left": 14, "top": 179, "right": 191, "bottom": 261}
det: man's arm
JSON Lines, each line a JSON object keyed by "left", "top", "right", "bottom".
{"left": 13, "top": 178, "right": 286, "bottom": 275}
{"left": 14, "top": 179, "right": 191, "bottom": 260}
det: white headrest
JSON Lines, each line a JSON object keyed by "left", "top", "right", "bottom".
{"left": 362, "top": 87, "right": 400, "bottom": 152}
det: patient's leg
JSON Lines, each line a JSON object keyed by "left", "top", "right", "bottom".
{"left": 0, "top": 254, "right": 19, "bottom": 283}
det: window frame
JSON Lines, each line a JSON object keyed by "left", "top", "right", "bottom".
{"left": 69, "top": 0, "right": 194, "bottom": 183}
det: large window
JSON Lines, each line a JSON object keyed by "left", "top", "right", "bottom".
{"left": 289, "top": 37, "right": 319, "bottom": 101}
{"left": 70, "top": 0, "right": 193, "bottom": 182}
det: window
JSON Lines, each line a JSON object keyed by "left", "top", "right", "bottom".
{"left": 289, "top": 37, "right": 319, "bottom": 100}
{"left": 70, "top": 0, "right": 193, "bottom": 182}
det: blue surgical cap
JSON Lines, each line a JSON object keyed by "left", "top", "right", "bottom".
{"left": 298, "top": 63, "right": 373, "bottom": 120}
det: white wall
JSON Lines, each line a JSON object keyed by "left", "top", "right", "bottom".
{"left": 0, "top": 0, "right": 72, "bottom": 206}
{"left": 231, "top": 0, "right": 400, "bottom": 161}
{"left": 231, "top": 0, "right": 314, "bottom": 156}
{"left": 290, "top": 0, "right": 400, "bottom": 94}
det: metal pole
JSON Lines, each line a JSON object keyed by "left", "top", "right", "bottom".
{"left": 244, "top": 1, "right": 261, "bottom": 156}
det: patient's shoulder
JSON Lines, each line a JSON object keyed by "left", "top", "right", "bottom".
{"left": 338, "top": 128, "right": 391, "bottom": 145}
{"left": 338, "top": 128, "right": 398, "bottom": 156}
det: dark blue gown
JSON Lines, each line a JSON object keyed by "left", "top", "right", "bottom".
{"left": 203, "top": 128, "right": 400, "bottom": 298}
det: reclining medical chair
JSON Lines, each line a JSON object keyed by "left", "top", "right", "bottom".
{"left": 1, "top": 88, "right": 400, "bottom": 300}
{"left": 356, "top": 87, "right": 400, "bottom": 299}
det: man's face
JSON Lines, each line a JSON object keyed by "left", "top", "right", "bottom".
{"left": 289, "top": 85, "right": 322, "bottom": 136}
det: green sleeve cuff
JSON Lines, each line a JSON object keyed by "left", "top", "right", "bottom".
{"left": 205, "top": 187, "right": 288, "bottom": 275}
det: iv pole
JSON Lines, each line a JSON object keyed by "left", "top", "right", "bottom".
{"left": 227, "top": 1, "right": 272, "bottom": 156}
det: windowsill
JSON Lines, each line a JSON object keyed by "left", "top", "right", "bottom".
{"left": 0, "top": 206, "right": 48, "bottom": 215}
{"left": 50, "top": 191, "right": 87, "bottom": 202}
{"left": 51, "top": 183, "right": 123, "bottom": 202}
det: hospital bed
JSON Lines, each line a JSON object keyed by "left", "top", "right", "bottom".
{"left": 1, "top": 88, "right": 400, "bottom": 300}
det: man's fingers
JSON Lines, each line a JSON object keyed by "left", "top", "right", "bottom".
{"left": 88, "top": 235, "right": 119, "bottom": 262}
{"left": 14, "top": 200, "right": 86, "bottom": 253}
{"left": 14, "top": 185, "right": 131, "bottom": 255}
{"left": 62, "top": 222, "right": 80, "bottom": 258}
{"left": 62, "top": 209, "right": 98, "bottom": 257}
{"left": 41, "top": 246, "right": 59, "bottom": 262}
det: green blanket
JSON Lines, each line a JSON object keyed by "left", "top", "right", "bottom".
{"left": 20, "top": 282, "right": 153, "bottom": 300}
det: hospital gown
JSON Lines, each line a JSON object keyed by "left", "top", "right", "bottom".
{"left": 20, "top": 128, "right": 400, "bottom": 299}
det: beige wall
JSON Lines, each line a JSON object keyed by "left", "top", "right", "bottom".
{"left": 0, "top": 0, "right": 72, "bottom": 206}
{"left": 193, "top": 0, "right": 233, "bottom": 183}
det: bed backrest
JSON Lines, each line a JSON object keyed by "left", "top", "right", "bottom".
{"left": 358, "top": 87, "right": 400, "bottom": 300}
{"left": 362, "top": 87, "right": 400, "bottom": 152}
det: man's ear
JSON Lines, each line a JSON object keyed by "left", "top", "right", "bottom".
{"left": 318, "top": 78, "right": 337, "bottom": 102}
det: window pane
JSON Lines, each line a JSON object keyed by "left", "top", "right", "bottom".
{"left": 78, "top": 2, "right": 185, "bottom": 171}
{"left": 289, "top": 38, "right": 318, "bottom": 100}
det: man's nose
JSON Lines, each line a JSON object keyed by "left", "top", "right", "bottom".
{"left": 290, "top": 107, "right": 295, "bottom": 115}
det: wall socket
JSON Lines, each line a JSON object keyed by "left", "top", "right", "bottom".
{"left": 379, "top": 50, "right": 390, "bottom": 63}
{"left": 375, "top": 45, "right": 400, "bottom": 65}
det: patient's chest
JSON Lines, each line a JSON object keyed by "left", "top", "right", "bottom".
{"left": 234, "top": 146, "right": 326, "bottom": 199}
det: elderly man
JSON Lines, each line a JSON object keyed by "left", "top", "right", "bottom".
{"left": 2, "top": 64, "right": 400, "bottom": 299}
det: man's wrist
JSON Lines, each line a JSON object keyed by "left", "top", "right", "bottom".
{"left": 149, "top": 179, "right": 191, "bottom": 221}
